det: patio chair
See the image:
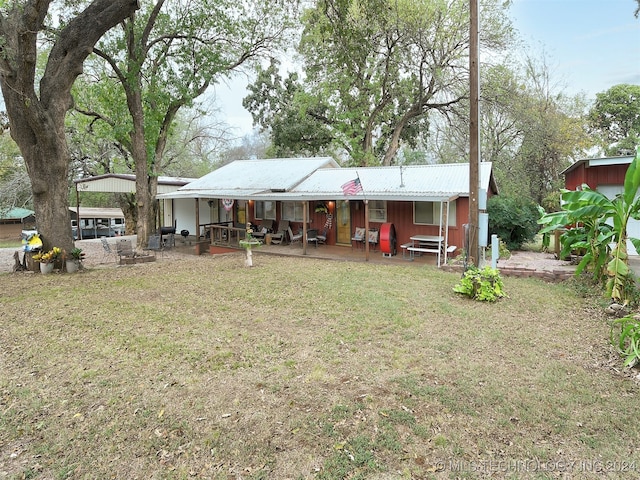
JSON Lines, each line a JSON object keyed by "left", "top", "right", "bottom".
{"left": 101, "top": 237, "right": 118, "bottom": 263}
{"left": 287, "top": 227, "right": 303, "bottom": 245}
{"left": 252, "top": 219, "right": 273, "bottom": 240}
{"left": 317, "top": 229, "right": 327, "bottom": 245}
{"left": 368, "top": 229, "right": 379, "bottom": 251}
{"left": 351, "top": 227, "right": 366, "bottom": 249}
{"left": 307, "top": 228, "right": 319, "bottom": 248}
{"left": 161, "top": 232, "right": 175, "bottom": 249}
{"left": 271, "top": 220, "right": 289, "bottom": 244}
{"left": 145, "top": 234, "right": 164, "bottom": 258}
{"left": 116, "top": 238, "right": 135, "bottom": 263}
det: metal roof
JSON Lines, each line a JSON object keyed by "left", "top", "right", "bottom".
{"left": 561, "top": 155, "right": 635, "bottom": 175}
{"left": 75, "top": 173, "right": 195, "bottom": 194}
{"left": 284, "top": 163, "right": 496, "bottom": 202}
{"left": 157, "top": 160, "right": 496, "bottom": 202}
{"left": 0, "top": 207, "right": 34, "bottom": 220}
{"left": 68, "top": 207, "right": 124, "bottom": 218}
{"left": 176, "top": 157, "right": 340, "bottom": 193}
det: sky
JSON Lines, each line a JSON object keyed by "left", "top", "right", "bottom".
{"left": 213, "top": 0, "right": 640, "bottom": 138}
{"left": 509, "top": 0, "right": 640, "bottom": 98}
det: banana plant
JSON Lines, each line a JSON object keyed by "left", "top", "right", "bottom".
{"left": 540, "top": 194, "right": 614, "bottom": 283}
{"left": 540, "top": 146, "right": 640, "bottom": 303}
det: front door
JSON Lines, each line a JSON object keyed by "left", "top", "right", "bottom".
{"left": 336, "top": 200, "right": 351, "bottom": 245}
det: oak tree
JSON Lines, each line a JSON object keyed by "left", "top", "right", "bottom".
{"left": 73, "top": 0, "right": 297, "bottom": 247}
{"left": 246, "top": 0, "right": 513, "bottom": 166}
{"left": 0, "top": 0, "right": 140, "bottom": 252}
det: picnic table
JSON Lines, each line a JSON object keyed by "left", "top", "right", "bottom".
{"left": 405, "top": 235, "right": 444, "bottom": 266}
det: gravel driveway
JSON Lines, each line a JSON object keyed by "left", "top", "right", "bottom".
{"left": 0, "top": 236, "right": 194, "bottom": 273}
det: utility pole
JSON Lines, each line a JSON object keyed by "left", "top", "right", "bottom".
{"left": 468, "top": 0, "right": 480, "bottom": 267}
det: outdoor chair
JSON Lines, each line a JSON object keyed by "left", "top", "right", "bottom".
{"left": 252, "top": 219, "right": 273, "bottom": 240}
{"left": 116, "top": 238, "right": 135, "bottom": 263}
{"left": 145, "top": 234, "right": 164, "bottom": 258}
{"left": 317, "top": 229, "right": 327, "bottom": 245}
{"left": 287, "top": 227, "right": 303, "bottom": 245}
{"left": 351, "top": 227, "right": 366, "bottom": 249}
{"left": 368, "top": 229, "right": 379, "bottom": 251}
{"left": 306, "top": 228, "right": 319, "bottom": 248}
{"left": 101, "top": 237, "right": 118, "bottom": 263}
{"left": 270, "top": 220, "right": 289, "bottom": 245}
{"left": 161, "top": 233, "right": 175, "bottom": 249}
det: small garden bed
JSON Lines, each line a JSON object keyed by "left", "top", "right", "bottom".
{"left": 119, "top": 254, "right": 156, "bottom": 265}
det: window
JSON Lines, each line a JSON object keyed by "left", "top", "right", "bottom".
{"left": 368, "top": 200, "right": 387, "bottom": 222}
{"left": 282, "top": 201, "right": 308, "bottom": 222}
{"left": 414, "top": 201, "right": 456, "bottom": 226}
{"left": 255, "top": 201, "right": 276, "bottom": 220}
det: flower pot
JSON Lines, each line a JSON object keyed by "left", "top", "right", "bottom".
{"left": 66, "top": 259, "right": 79, "bottom": 273}
{"left": 40, "top": 262, "right": 54, "bottom": 274}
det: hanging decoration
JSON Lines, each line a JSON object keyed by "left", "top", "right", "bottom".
{"left": 222, "top": 199, "right": 234, "bottom": 211}
{"left": 324, "top": 213, "right": 333, "bottom": 230}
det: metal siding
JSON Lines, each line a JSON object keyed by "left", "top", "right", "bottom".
{"left": 76, "top": 174, "right": 192, "bottom": 194}
{"left": 588, "top": 165, "right": 626, "bottom": 186}
{"left": 566, "top": 164, "right": 628, "bottom": 190}
{"left": 565, "top": 164, "right": 586, "bottom": 190}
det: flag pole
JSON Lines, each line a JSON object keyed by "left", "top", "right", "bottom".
{"left": 341, "top": 173, "right": 366, "bottom": 259}
{"left": 356, "top": 171, "right": 370, "bottom": 262}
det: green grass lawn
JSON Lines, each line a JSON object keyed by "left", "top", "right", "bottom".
{"left": 1, "top": 254, "right": 639, "bottom": 479}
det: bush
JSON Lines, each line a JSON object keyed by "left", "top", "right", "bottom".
{"left": 453, "top": 266, "right": 506, "bottom": 302}
{"left": 487, "top": 195, "right": 539, "bottom": 250}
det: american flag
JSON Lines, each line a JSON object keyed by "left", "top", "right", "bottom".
{"left": 341, "top": 177, "right": 363, "bottom": 196}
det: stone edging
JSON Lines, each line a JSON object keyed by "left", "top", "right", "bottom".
{"left": 441, "top": 264, "right": 574, "bottom": 283}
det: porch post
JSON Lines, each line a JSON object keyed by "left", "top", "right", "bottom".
{"left": 75, "top": 183, "right": 82, "bottom": 240}
{"left": 364, "top": 199, "right": 370, "bottom": 261}
{"left": 195, "top": 198, "right": 200, "bottom": 241}
{"left": 302, "top": 201, "right": 308, "bottom": 255}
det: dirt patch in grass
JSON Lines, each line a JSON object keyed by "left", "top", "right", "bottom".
{"left": 1, "top": 253, "right": 639, "bottom": 479}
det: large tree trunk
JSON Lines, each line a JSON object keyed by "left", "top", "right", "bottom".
{"left": 128, "top": 82, "right": 157, "bottom": 249}
{"left": 0, "top": 0, "right": 139, "bottom": 252}
{"left": 117, "top": 193, "right": 137, "bottom": 235}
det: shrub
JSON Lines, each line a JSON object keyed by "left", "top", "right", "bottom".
{"left": 487, "top": 195, "right": 539, "bottom": 250}
{"left": 611, "top": 315, "right": 640, "bottom": 367}
{"left": 453, "top": 266, "right": 506, "bottom": 302}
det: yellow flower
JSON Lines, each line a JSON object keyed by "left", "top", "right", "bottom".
{"left": 34, "top": 247, "right": 62, "bottom": 263}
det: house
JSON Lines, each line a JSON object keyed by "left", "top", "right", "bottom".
{"left": 0, "top": 207, "right": 36, "bottom": 240}
{"left": 562, "top": 154, "right": 638, "bottom": 254}
{"left": 563, "top": 154, "right": 635, "bottom": 192}
{"left": 157, "top": 158, "right": 498, "bottom": 261}
{"left": 73, "top": 173, "right": 196, "bottom": 235}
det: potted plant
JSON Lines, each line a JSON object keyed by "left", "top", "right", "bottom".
{"left": 65, "top": 247, "right": 85, "bottom": 273}
{"left": 315, "top": 203, "right": 328, "bottom": 214}
{"left": 32, "top": 247, "right": 62, "bottom": 274}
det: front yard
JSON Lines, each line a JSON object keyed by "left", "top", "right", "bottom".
{"left": 1, "top": 254, "right": 638, "bottom": 479}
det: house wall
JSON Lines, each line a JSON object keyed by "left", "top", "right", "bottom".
{"left": 565, "top": 164, "right": 627, "bottom": 190}
{"left": 250, "top": 199, "right": 468, "bottom": 253}
{"left": 0, "top": 222, "right": 24, "bottom": 241}
{"left": 171, "top": 199, "right": 211, "bottom": 236}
